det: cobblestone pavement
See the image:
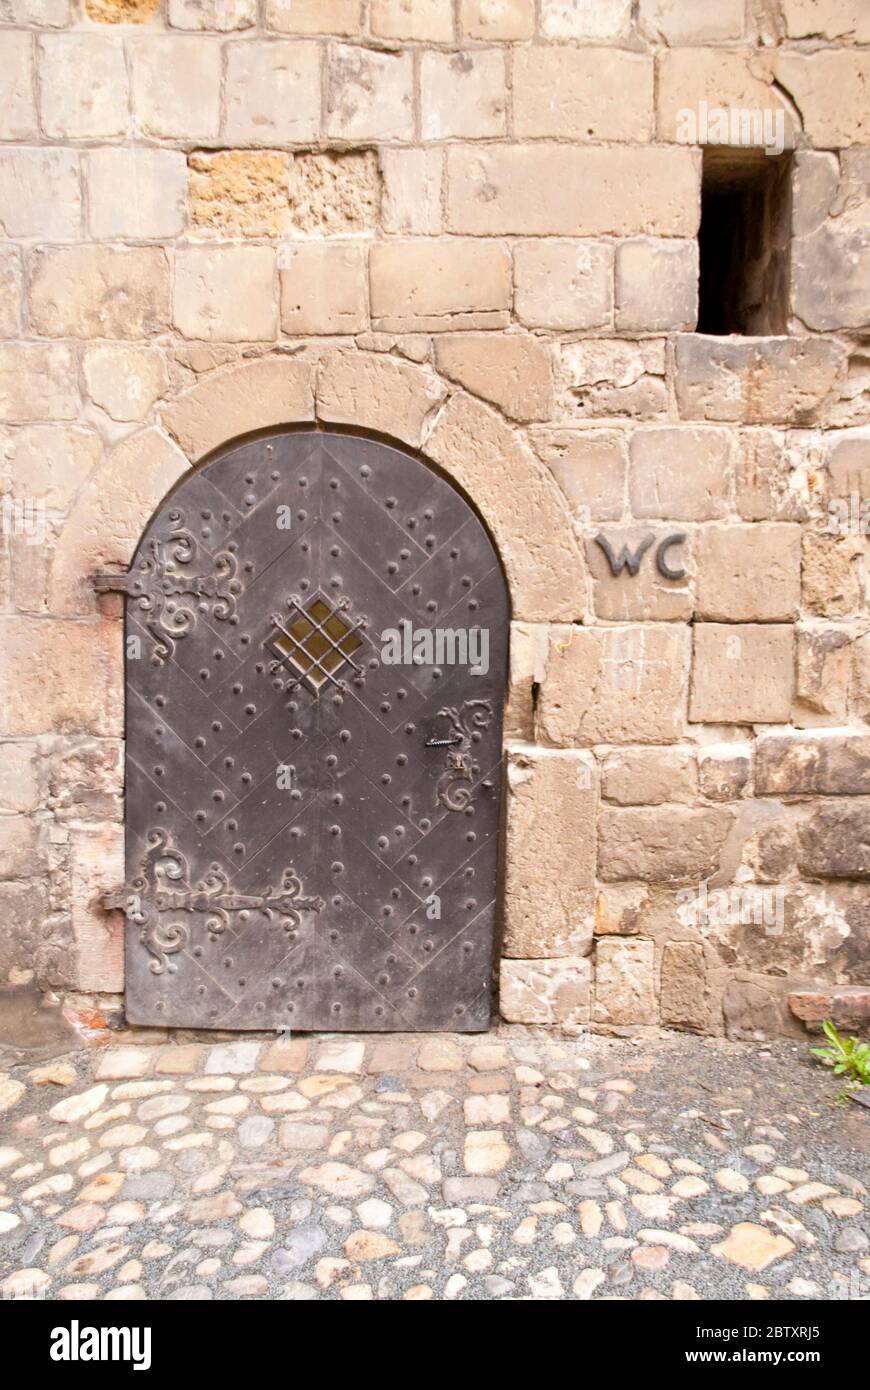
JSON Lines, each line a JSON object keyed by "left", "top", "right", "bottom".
{"left": 0, "top": 1031, "right": 867, "bottom": 1302}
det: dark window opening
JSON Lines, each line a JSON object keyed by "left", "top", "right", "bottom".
{"left": 698, "top": 147, "right": 792, "bottom": 336}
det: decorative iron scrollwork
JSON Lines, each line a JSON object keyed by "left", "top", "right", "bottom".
{"left": 433, "top": 699, "right": 493, "bottom": 812}
{"left": 104, "top": 829, "right": 324, "bottom": 976}
{"left": 126, "top": 509, "right": 244, "bottom": 663}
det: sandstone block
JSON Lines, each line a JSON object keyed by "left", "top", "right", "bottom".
{"left": 675, "top": 335, "right": 845, "bottom": 425}
{"left": 459, "top": 0, "right": 533, "bottom": 39}
{"left": 660, "top": 942, "right": 707, "bottom": 1031}
{"left": 173, "top": 247, "right": 276, "bottom": 342}
{"left": 280, "top": 244, "right": 367, "bottom": 336}
{"left": 756, "top": 732, "right": 870, "bottom": 797}
{"left": 0, "top": 249, "right": 21, "bottom": 339}
{"left": 370, "top": 240, "right": 510, "bottom": 332}
{"left": 697, "top": 744, "right": 751, "bottom": 801}
{"left": 598, "top": 806, "right": 732, "bottom": 884}
{"left": 326, "top": 44, "right": 413, "bottom": 142}
{"left": 265, "top": 0, "right": 361, "bottom": 33}
{"left": 853, "top": 633, "right": 870, "bottom": 720}
{"left": 801, "top": 533, "right": 864, "bottom": 617}
{"left": 225, "top": 41, "right": 320, "bottom": 143}
{"left": 559, "top": 337, "right": 667, "bottom": 420}
{"left": 694, "top": 524, "right": 801, "bottom": 622}
{"left": 88, "top": 148, "right": 187, "bottom": 240}
{"left": 0, "top": 32, "right": 37, "bottom": 140}
{"left": 189, "top": 151, "right": 291, "bottom": 238}
{"left": 371, "top": 0, "right": 453, "bottom": 39}
{"left": 782, "top": 0, "right": 870, "bottom": 41}
{"left": 798, "top": 801, "right": 870, "bottom": 877}
{"left": 130, "top": 36, "right": 221, "bottom": 140}
{"left": 532, "top": 429, "right": 626, "bottom": 522}
{"left": 594, "top": 884, "right": 648, "bottom": 937}
{"left": 827, "top": 426, "right": 870, "bottom": 498}
{"left": 538, "top": 624, "right": 690, "bottom": 746}
{"left": 168, "top": 0, "right": 255, "bottom": 27}
{"left": 0, "top": 425, "right": 101, "bottom": 509}
{"left": 504, "top": 622, "right": 547, "bottom": 741}
{"left": 629, "top": 426, "right": 730, "bottom": 521}
{"left": 30, "top": 247, "right": 169, "bottom": 341}
{"left": 593, "top": 938, "right": 656, "bottom": 1025}
{"left": 434, "top": 334, "right": 552, "bottom": 423}
{"left": 735, "top": 428, "right": 809, "bottom": 522}
{"left": 447, "top": 145, "right": 700, "bottom": 237}
{"left": 0, "top": 149, "right": 81, "bottom": 241}
{"left": 601, "top": 747, "right": 696, "bottom": 807}
{"left": 513, "top": 240, "right": 612, "bottom": 331}
{"left": 83, "top": 346, "right": 166, "bottom": 423}
{"left": 540, "top": 0, "right": 630, "bottom": 39}
{"left": 0, "top": 345, "right": 79, "bottom": 423}
{"left": 381, "top": 149, "right": 442, "bottom": 236}
{"left": 421, "top": 50, "right": 506, "bottom": 139}
{"left": 0, "top": 618, "right": 121, "bottom": 737}
{"left": 657, "top": 48, "right": 796, "bottom": 146}
{"left": 499, "top": 957, "right": 591, "bottom": 1026}
{"left": 70, "top": 825, "right": 123, "bottom": 993}
{"left": 0, "top": 817, "right": 44, "bottom": 879}
{"left": 616, "top": 240, "right": 698, "bottom": 332}
{"left": 690, "top": 624, "right": 794, "bottom": 724}
{"left": 85, "top": 0, "right": 159, "bottom": 18}
{"left": 723, "top": 977, "right": 785, "bottom": 1040}
{"left": 791, "top": 153, "right": 870, "bottom": 331}
{"left": 775, "top": 50, "right": 870, "bottom": 148}
{"left": 639, "top": 0, "right": 744, "bottom": 42}
{"left": 163, "top": 357, "right": 315, "bottom": 462}
{"left": 788, "top": 986, "right": 870, "bottom": 1032}
{"left": 503, "top": 746, "right": 596, "bottom": 958}
{"left": 316, "top": 351, "right": 445, "bottom": 447}
{"left": 586, "top": 527, "right": 693, "bottom": 623}
{"left": 0, "top": 743, "right": 40, "bottom": 815}
{"left": 794, "top": 627, "right": 850, "bottom": 723}
{"left": 2, "top": 0, "right": 70, "bottom": 20}
{"left": 289, "top": 150, "right": 380, "bottom": 236}
{"left": 39, "top": 35, "right": 129, "bottom": 138}
{"left": 514, "top": 47, "right": 652, "bottom": 142}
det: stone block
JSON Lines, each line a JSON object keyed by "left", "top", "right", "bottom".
{"left": 853, "top": 634, "right": 870, "bottom": 720}
{"left": 225, "top": 40, "right": 321, "bottom": 143}
{"left": 0, "top": 742, "right": 40, "bottom": 814}
{"left": 660, "top": 942, "right": 708, "bottom": 1031}
{"left": 538, "top": 624, "right": 690, "bottom": 746}
{"left": 316, "top": 351, "right": 445, "bottom": 447}
{"left": 499, "top": 957, "right": 591, "bottom": 1026}
{"left": 540, "top": 0, "right": 630, "bottom": 39}
{"left": 0, "top": 249, "right": 21, "bottom": 340}
{"left": 629, "top": 426, "right": 731, "bottom": 521}
{"left": 289, "top": 150, "right": 380, "bottom": 236}
{"left": 265, "top": 0, "right": 361, "bottom": 33}
{"left": 513, "top": 240, "right": 612, "bottom": 331}
{"left": 601, "top": 747, "right": 696, "bottom": 806}
{"left": 48, "top": 737, "right": 123, "bottom": 822}
{"left": 782, "top": 0, "right": 870, "bottom": 41}
{"left": 513, "top": 47, "right": 652, "bottom": 141}
{"left": 657, "top": 48, "right": 797, "bottom": 147}
{"left": 0, "top": 618, "right": 121, "bottom": 737}
{"left": 735, "top": 428, "right": 810, "bottom": 522}
{"left": 0, "top": 425, "right": 101, "bottom": 509}
{"left": 163, "top": 357, "right": 314, "bottom": 463}
{"left": 0, "top": 31, "right": 37, "bottom": 140}
{"left": 0, "top": 149, "right": 81, "bottom": 241}
{"left": 0, "top": 817, "right": 44, "bottom": 879}
{"left": 371, "top": 0, "right": 453, "bottom": 39}
{"left": 446, "top": 144, "right": 700, "bottom": 237}
{"left": 694, "top": 524, "right": 801, "bottom": 622}
{"left": 421, "top": 50, "right": 506, "bottom": 139}
{"left": 598, "top": 806, "right": 733, "bottom": 884}
{"left": 130, "top": 36, "right": 221, "bottom": 140}
{"left": 504, "top": 622, "right": 547, "bottom": 742}
{"left": 675, "top": 335, "right": 845, "bottom": 426}
{"left": 586, "top": 527, "right": 694, "bottom": 623}
{"left": 788, "top": 986, "right": 870, "bottom": 1032}
{"left": 503, "top": 746, "right": 596, "bottom": 958}
{"left": 188, "top": 151, "right": 291, "bottom": 238}
{"left": 697, "top": 744, "right": 751, "bottom": 801}
{"left": 459, "top": 0, "right": 533, "bottom": 39}
{"left": 86, "top": 0, "right": 159, "bottom": 18}
{"left": 39, "top": 35, "right": 129, "bottom": 138}
{"left": 756, "top": 732, "right": 870, "bottom": 797}
{"left": 615, "top": 239, "right": 698, "bottom": 332}
{"left": 70, "top": 825, "right": 124, "bottom": 993}
{"left": 723, "top": 977, "right": 786, "bottom": 1041}
{"left": 801, "top": 533, "right": 864, "bottom": 617}
{"left": 168, "top": 0, "right": 255, "bottom": 27}
{"left": 690, "top": 624, "right": 794, "bottom": 725}
{"left": 82, "top": 346, "right": 167, "bottom": 423}
{"left": 173, "top": 247, "right": 276, "bottom": 342}
{"left": 794, "top": 627, "right": 850, "bottom": 724}
{"left": 280, "top": 244, "right": 367, "bottom": 336}
{"left": 434, "top": 334, "right": 552, "bottom": 423}
{"left": 593, "top": 938, "right": 657, "bottom": 1026}
{"left": 369, "top": 240, "right": 511, "bottom": 332}
{"left": 381, "top": 149, "right": 442, "bottom": 236}
{"left": 30, "top": 247, "right": 169, "bottom": 341}
{"left": 594, "top": 884, "right": 648, "bottom": 937}
{"left": 326, "top": 44, "right": 413, "bottom": 141}
{"left": 532, "top": 429, "right": 626, "bottom": 522}
{"left": 797, "top": 801, "right": 870, "bottom": 877}
{"left": 88, "top": 148, "right": 187, "bottom": 240}
{"left": 775, "top": 50, "right": 870, "bottom": 148}
{"left": 0, "top": 345, "right": 79, "bottom": 423}
{"left": 559, "top": 337, "right": 667, "bottom": 420}
{"left": 791, "top": 152, "right": 870, "bottom": 331}
{"left": 639, "top": 0, "right": 744, "bottom": 42}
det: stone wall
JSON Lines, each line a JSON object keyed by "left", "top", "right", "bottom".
{"left": 0, "top": 0, "right": 868, "bottom": 1041}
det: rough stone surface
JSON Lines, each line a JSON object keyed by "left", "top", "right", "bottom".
{"left": 690, "top": 626, "right": 795, "bottom": 725}
{"left": 598, "top": 807, "right": 733, "bottom": 884}
{"left": 280, "top": 245, "right": 367, "bottom": 336}
{"left": 499, "top": 958, "right": 591, "bottom": 1025}
{"left": 30, "top": 248, "right": 169, "bottom": 341}
{"left": 370, "top": 240, "right": 511, "bottom": 332}
{"left": 434, "top": 335, "right": 553, "bottom": 422}
{"left": 594, "top": 939, "right": 657, "bottom": 1026}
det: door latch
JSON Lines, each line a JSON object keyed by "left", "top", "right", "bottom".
{"left": 425, "top": 734, "right": 463, "bottom": 747}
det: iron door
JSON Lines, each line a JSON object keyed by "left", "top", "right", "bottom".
{"left": 121, "top": 431, "right": 508, "bottom": 1031}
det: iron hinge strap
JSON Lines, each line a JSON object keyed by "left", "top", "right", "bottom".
{"left": 93, "top": 569, "right": 135, "bottom": 595}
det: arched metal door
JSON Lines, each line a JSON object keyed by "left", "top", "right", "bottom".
{"left": 120, "top": 431, "right": 508, "bottom": 1031}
